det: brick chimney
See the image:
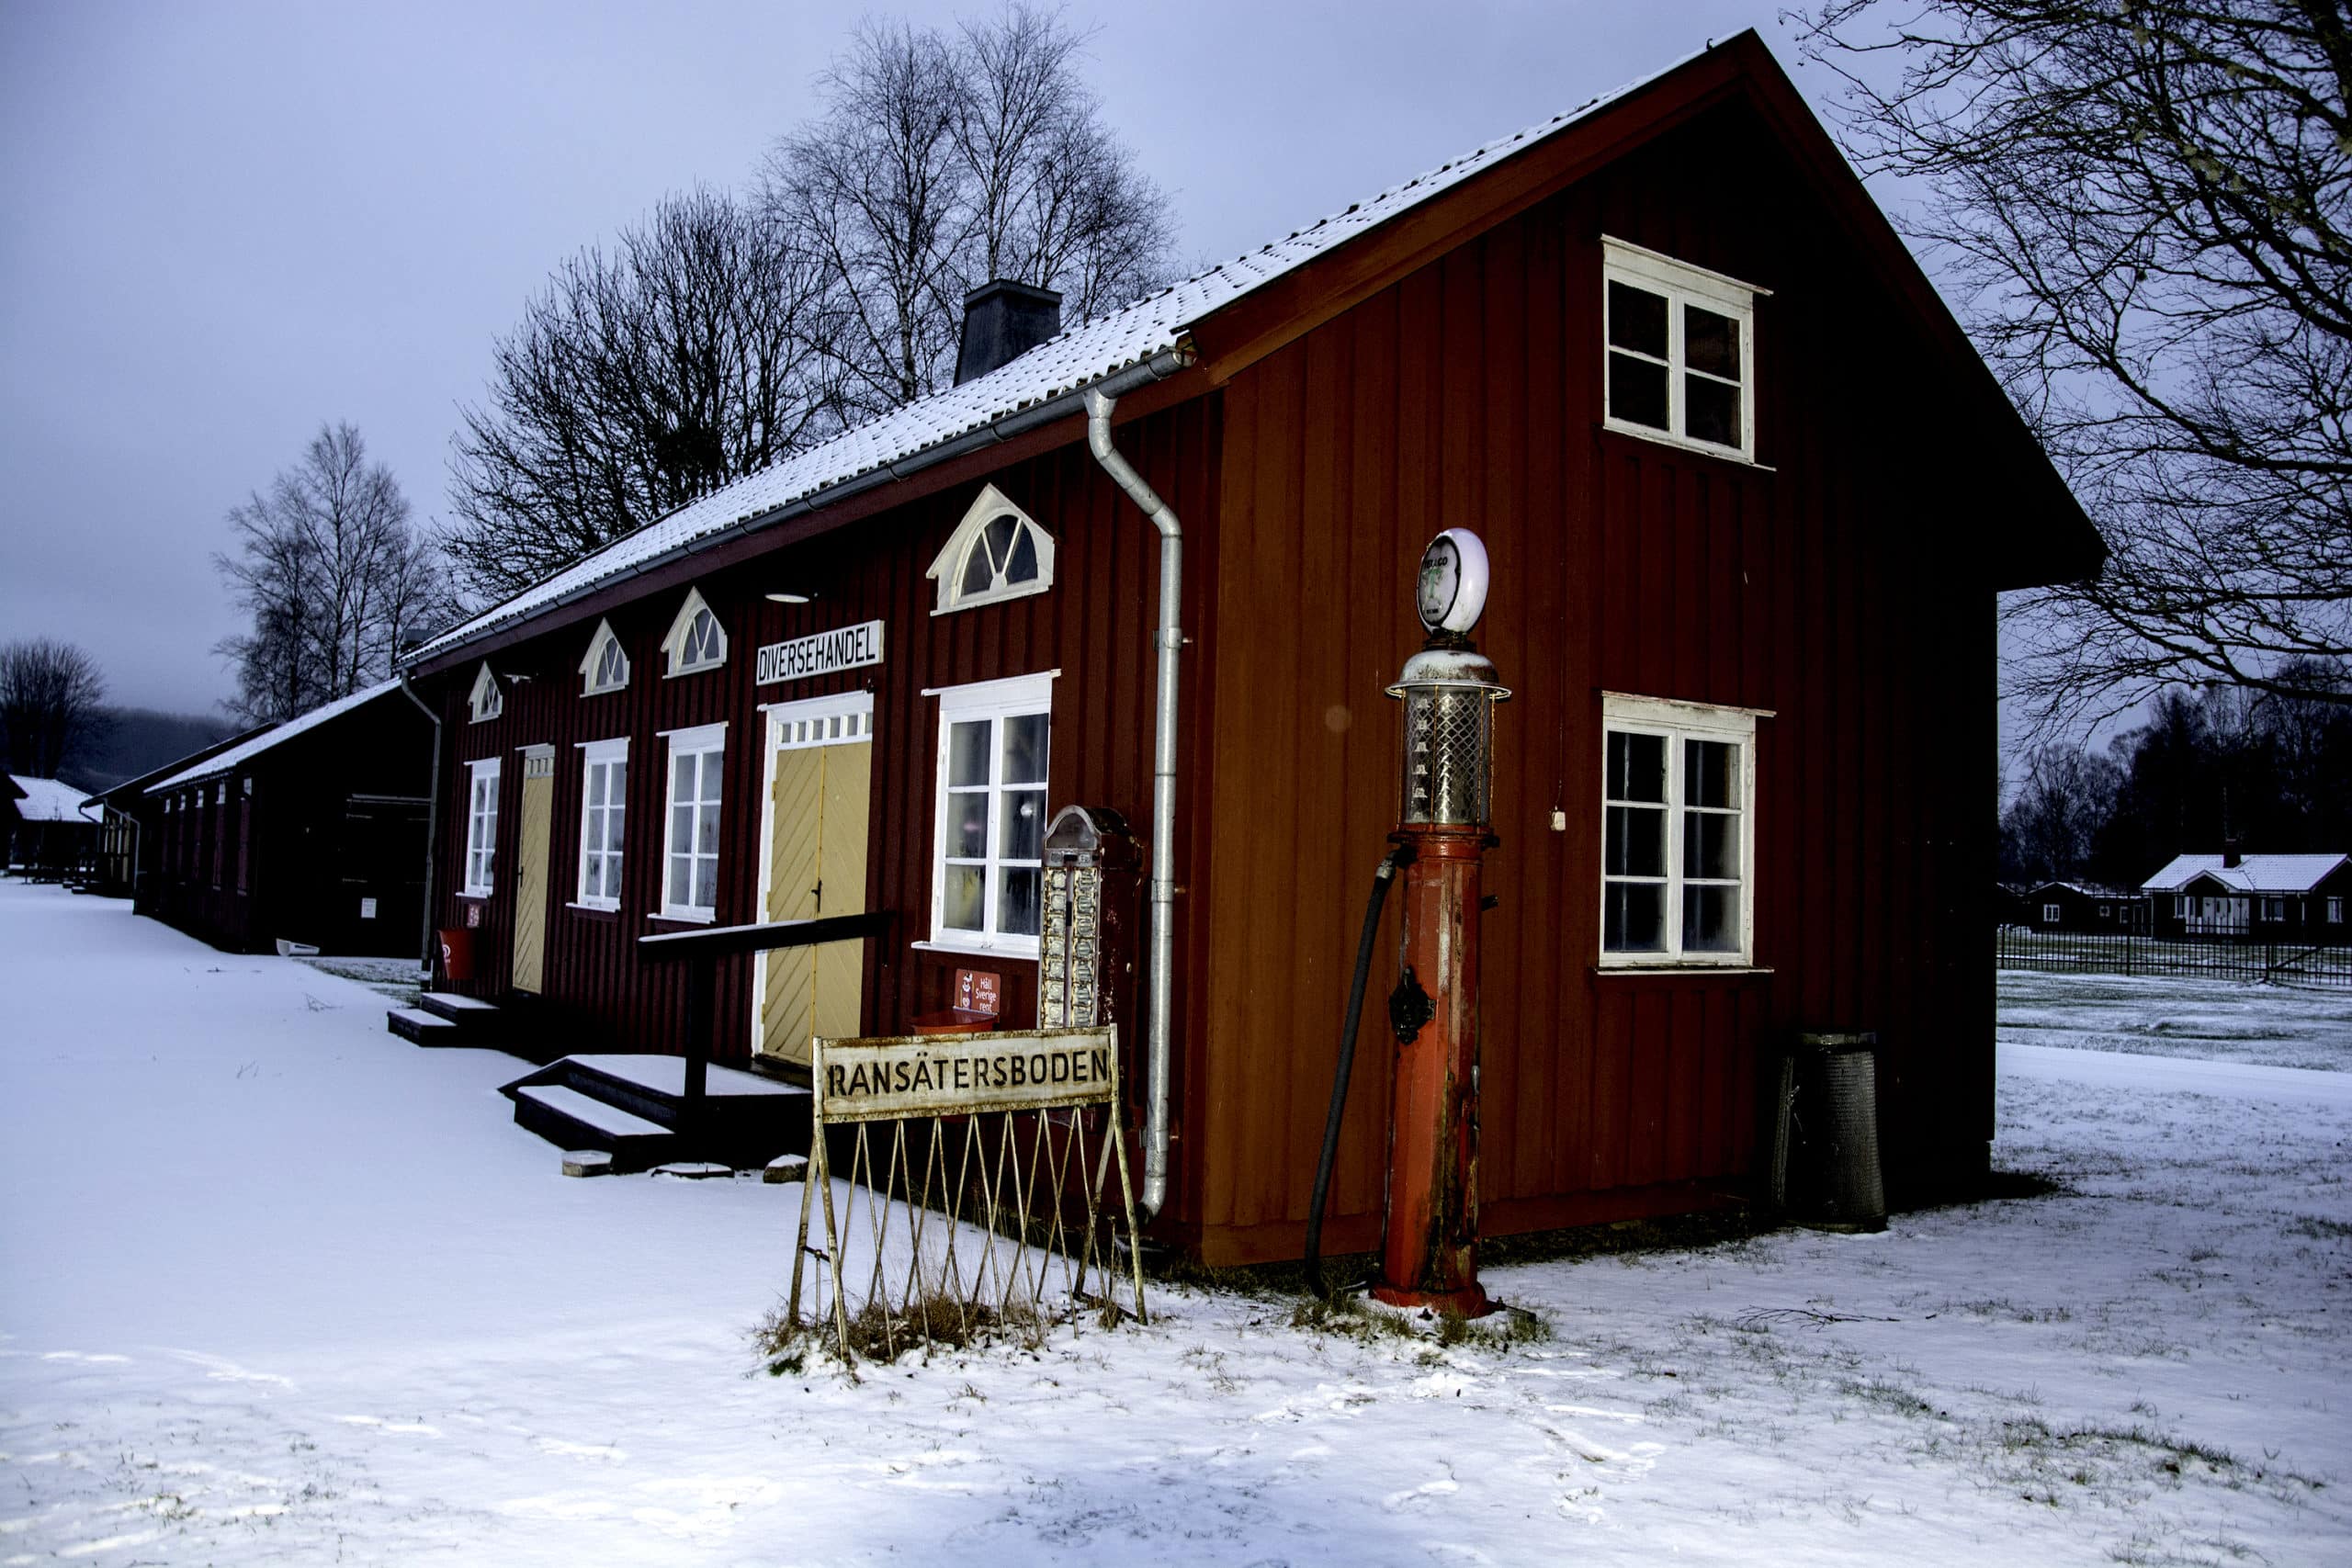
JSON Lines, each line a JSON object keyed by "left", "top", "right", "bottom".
{"left": 954, "top": 280, "right": 1061, "bottom": 385}
{"left": 2223, "top": 840, "right": 2242, "bottom": 869}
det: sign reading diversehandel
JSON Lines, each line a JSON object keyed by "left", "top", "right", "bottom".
{"left": 812, "top": 1027, "right": 1119, "bottom": 1122}
{"left": 756, "top": 619, "right": 884, "bottom": 686}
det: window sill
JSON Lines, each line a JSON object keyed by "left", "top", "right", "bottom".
{"left": 663, "top": 662, "right": 725, "bottom": 680}
{"left": 1600, "top": 419, "right": 1775, "bottom": 471}
{"left": 456, "top": 890, "right": 492, "bottom": 901}
{"left": 567, "top": 901, "right": 620, "bottom": 919}
{"left": 1593, "top": 963, "right": 1773, "bottom": 977}
{"left": 651, "top": 908, "right": 718, "bottom": 926}
{"left": 911, "top": 938, "right": 1039, "bottom": 964}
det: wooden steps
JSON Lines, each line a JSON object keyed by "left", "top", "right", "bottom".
{"left": 499, "top": 1055, "right": 812, "bottom": 1174}
{"left": 383, "top": 991, "right": 545, "bottom": 1059}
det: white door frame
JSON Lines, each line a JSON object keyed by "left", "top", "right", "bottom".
{"left": 750, "top": 690, "right": 876, "bottom": 1060}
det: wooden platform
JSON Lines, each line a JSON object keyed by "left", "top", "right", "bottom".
{"left": 499, "top": 1055, "right": 812, "bottom": 1174}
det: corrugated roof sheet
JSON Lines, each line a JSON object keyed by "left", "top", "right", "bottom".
{"left": 2140, "top": 853, "right": 2350, "bottom": 895}
{"left": 148, "top": 681, "right": 403, "bottom": 794}
{"left": 408, "top": 45, "right": 1702, "bottom": 665}
{"left": 8, "top": 775, "right": 99, "bottom": 825}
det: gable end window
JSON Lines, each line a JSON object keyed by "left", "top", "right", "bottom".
{"left": 2044, "top": 903, "right": 2063, "bottom": 924}
{"left": 662, "top": 588, "right": 728, "bottom": 677}
{"left": 580, "top": 619, "right": 631, "bottom": 696}
{"left": 1600, "top": 694, "right": 1757, "bottom": 967}
{"left": 576, "top": 738, "right": 628, "bottom": 909}
{"left": 926, "top": 484, "right": 1057, "bottom": 615}
{"left": 462, "top": 757, "right": 501, "bottom": 897}
{"left": 1601, "top": 238, "right": 1763, "bottom": 462}
{"left": 468, "top": 662, "right": 503, "bottom": 723}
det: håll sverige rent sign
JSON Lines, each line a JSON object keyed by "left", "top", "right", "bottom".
{"left": 755, "top": 620, "right": 884, "bottom": 686}
{"left": 812, "top": 1028, "right": 1118, "bottom": 1122}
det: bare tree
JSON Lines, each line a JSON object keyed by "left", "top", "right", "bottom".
{"left": 1801, "top": 1, "right": 2352, "bottom": 721}
{"left": 0, "top": 638, "right": 109, "bottom": 776}
{"left": 216, "top": 423, "right": 449, "bottom": 725}
{"left": 763, "top": 3, "right": 1178, "bottom": 416}
{"left": 2000, "top": 742, "right": 2125, "bottom": 883}
{"left": 444, "top": 187, "right": 838, "bottom": 603}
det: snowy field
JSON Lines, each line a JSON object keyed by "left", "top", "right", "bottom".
{"left": 4, "top": 879, "right": 2348, "bottom": 1566}
{"left": 1999, "top": 966, "right": 2352, "bottom": 1072}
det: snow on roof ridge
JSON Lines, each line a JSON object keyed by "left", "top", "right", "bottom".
{"left": 7, "top": 774, "right": 100, "bottom": 824}
{"left": 407, "top": 44, "right": 1709, "bottom": 666}
{"left": 2139, "top": 852, "right": 2350, "bottom": 894}
{"left": 147, "top": 680, "right": 403, "bottom": 795}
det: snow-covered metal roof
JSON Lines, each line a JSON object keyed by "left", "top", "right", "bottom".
{"left": 408, "top": 47, "right": 1702, "bottom": 666}
{"left": 147, "top": 681, "right": 404, "bottom": 795}
{"left": 7, "top": 775, "right": 100, "bottom": 825}
{"left": 2141, "top": 853, "right": 2350, "bottom": 895}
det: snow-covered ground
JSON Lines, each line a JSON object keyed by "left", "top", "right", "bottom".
{"left": 5, "top": 878, "right": 2347, "bottom": 1565}
{"left": 2000, "top": 966, "right": 2352, "bottom": 1071}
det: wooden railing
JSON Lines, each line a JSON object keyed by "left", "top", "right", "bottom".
{"left": 636, "top": 912, "right": 894, "bottom": 1130}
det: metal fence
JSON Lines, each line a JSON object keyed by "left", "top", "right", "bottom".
{"left": 1996, "top": 926, "right": 2352, "bottom": 989}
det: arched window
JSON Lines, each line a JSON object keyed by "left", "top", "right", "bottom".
{"left": 926, "top": 484, "right": 1056, "bottom": 615}
{"left": 469, "top": 662, "right": 503, "bottom": 723}
{"left": 580, "top": 619, "right": 630, "bottom": 695}
{"left": 662, "top": 588, "right": 728, "bottom": 676}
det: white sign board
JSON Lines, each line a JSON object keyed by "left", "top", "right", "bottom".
{"left": 812, "top": 1027, "right": 1117, "bottom": 1122}
{"left": 756, "top": 620, "right": 884, "bottom": 686}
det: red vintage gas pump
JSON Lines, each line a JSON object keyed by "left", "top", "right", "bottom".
{"left": 1374, "top": 529, "right": 1510, "bottom": 1314}
{"left": 1303, "top": 530, "right": 1509, "bottom": 1315}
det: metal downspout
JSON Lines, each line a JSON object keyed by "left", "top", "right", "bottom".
{"left": 397, "top": 668, "right": 444, "bottom": 979}
{"left": 1083, "top": 387, "right": 1181, "bottom": 1223}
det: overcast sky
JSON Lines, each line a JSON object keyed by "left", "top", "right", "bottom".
{"left": 3, "top": 1, "right": 1826, "bottom": 715}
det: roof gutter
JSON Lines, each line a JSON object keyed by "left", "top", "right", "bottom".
{"left": 404, "top": 346, "right": 1197, "bottom": 674}
{"left": 1082, "top": 386, "right": 1183, "bottom": 1225}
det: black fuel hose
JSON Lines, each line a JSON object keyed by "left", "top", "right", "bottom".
{"left": 1305, "top": 841, "right": 1413, "bottom": 1301}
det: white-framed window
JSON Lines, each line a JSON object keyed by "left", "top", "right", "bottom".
{"left": 575, "top": 738, "right": 628, "bottom": 909}
{"left": 659, "top": 722, "right": 725, "bottom": 921}
{"left": 2099, "top": 903, "right": 2112, "bottom": 917}
{"left": 927, "top": 671, "right": 1055, "bottom": 955}
{"left": 461, "top": 757, "right": 501, "bottom": 897}
{"left": 925, "top": 483, "right": 1057, "bottom": 615}
{"left": 468, "top": 661, "right": 503, "bottom": 723}
{"left": 2329, "top": 897, "right": 2344, "bottom": 923}
{"left": 2264, "top": 897, "right": 2286, "bottom": 921}
{"left": 662, "top": 587, "right": 727, "bottom": 677}
{"left": 580, "top": 618, "right": 630, "bottom": 696}
{"left": 2043, "top": 903, "right": 2063, "bottom": 924}
{"left": 1601, "top": 237, "right": 1763, "bottom": 462}
{"left": 1600, "top": 693, "right": 1757, "bottom": 966}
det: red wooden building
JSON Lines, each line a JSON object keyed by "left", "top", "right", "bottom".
{"left": 136, "top": 682, "right": 435, "bottom": 957}
{"left": 399, "top": 33, "right": 2100, "bottom": 1265}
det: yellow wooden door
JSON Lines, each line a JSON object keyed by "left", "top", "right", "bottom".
{"left": 759, "top": 739, "right": 869, "bottom": 1065}
{"left": 512, "top": 756, "right": 553, "bottom": 994}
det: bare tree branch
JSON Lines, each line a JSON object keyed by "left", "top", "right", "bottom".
{"left": 1800, "top": 1, "right": 2352, "bottom": 719}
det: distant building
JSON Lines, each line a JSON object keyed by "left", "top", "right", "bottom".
{"left": 138, "top": 682, "right": 435, "bottom": 956}
{"left": 84, "top": 725, "right": 274, "bottom": 898}
{"left": 2141, "top": 852, "right": 2352, "bottom": 944}
{"left": 5, "top": 774, "right": 102, "bottom": 879}
{"left": 2021, "top": 880, "right": 2146, "bottom": 935}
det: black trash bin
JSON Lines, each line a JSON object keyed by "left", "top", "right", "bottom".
{"left": 1769, "top": 1031, "right": 1887, "bottom": 1233}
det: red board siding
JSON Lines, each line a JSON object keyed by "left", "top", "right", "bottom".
{"left": 1193, "top": 101, "right": 1996, "bottom": 1261}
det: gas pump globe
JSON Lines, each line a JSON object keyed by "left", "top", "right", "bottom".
{"left": 1374, "top": 528, "right": 1510, "bottom": 1314}
{"left": 1391, "top": 530, "right": 1510, "bottom": 824}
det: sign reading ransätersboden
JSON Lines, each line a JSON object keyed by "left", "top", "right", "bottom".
{"left": 755, "top": 619, "right": 884, "bottom": 686}
{"left": 812, "top": 1027, "right": 1117, "bottom": 1122}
